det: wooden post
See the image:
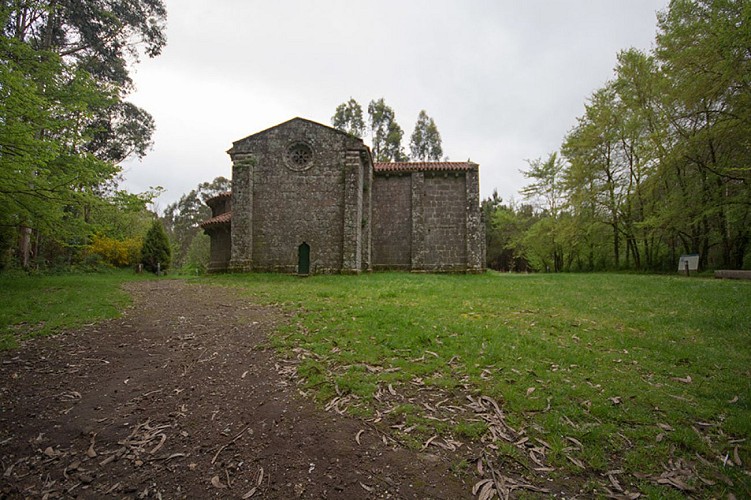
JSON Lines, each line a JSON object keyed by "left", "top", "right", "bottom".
{"left": 684, "top": 260, "right": 689, "bottom": 277}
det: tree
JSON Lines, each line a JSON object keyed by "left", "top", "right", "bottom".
{"left": 541, "top": 0, "right": 751, "bottom": 272}
{"left": 521, "top": 153, "right": 566, "bottom": 219}
{"left": 141, "top": 219, "right": 171, "bottom": 273}
{"left": 520, "top": 153, "right": 567, "bottom": 271}
{"left": 562, "top": 86, "right": 628, "bottom": 268}
{"left": 409, "top": 110, "right": 443, "bottom": 161}
{"left": 482, "top": 191, "right": 534, "bottom": 271}
{"left": 0, "top": 1, "right": 166, "bottom": 269}
{"left": 0, "top": 33, "right": 117, "bottom": 267}
{"left": 655, "top": 0, "right": 751, "bottom": 269}
{"left": 331, "top": 98, "right": 365, "bottom": 137}
{"left": 367, "top": 98, "right": 407, "bottom": 162}
{"left": 4, "top": 0, "right": 165, "bottom": 163}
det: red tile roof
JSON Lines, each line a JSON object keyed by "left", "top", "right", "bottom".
{"left": 200, "top": 211, "right": 232, "bottom": 228}
{"left": 374, "top": 161, "right": 478, "bottom": 173}
{"left": 205, "top": 191, "right": 231, "bottom": 206}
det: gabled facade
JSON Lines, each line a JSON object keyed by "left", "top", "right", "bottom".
{"left": 201, "top": 117, "right": 485, "bottom": 274}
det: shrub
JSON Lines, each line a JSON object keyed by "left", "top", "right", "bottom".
{"left": 87, "top": 235, "right": 142, "bottom": 267}
{"left": 141, "top": 220, "right": 171, "bottom": 273}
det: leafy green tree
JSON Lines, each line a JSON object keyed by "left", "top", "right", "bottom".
{"left": 562, "top": 86, "right": 627, "bottom": 268}
{"left": 89, "top": 189, "right": 162, "bottom": 242}
{"left": 548, "top": 0, "right": 751, "bottom": 272}
{"left": 367, "top": 98, "right": 407, "bottom": 162}
{"left": 4, "top": 0, "right": 165, "bottom": 164}
{"left": 482, "top": 192, "right": 535, "bottom": 271}
{"left": 0, "top": 1, "right": 166, "bottom": 269}
{"left": 654, "top": 0, "right": 751, "bottom": 269}
{"left": 481, "top": 190, "right": 505, "bottom": 269}
{"left": 409, "top": 110, "right": 443, "bottom": 161}
{"left": 521, "top": 153, "right": 566, "bottom": 219}
{"left": 0, "top": 33, "right": 116, "bottom": 267}
{"left": 520, "top": 153, "right": 567, "bottom": 271}
{"left": 331, "top": 98, "right": 365, "bottom": 137}
{"left": 141, "top": 219, "right": 171, "bottom": 273}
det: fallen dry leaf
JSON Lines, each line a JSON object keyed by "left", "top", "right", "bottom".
{"left": 657, "top": 476, "right": 693, "bottom": 491}
{"left": 608, "top": 396, "right": 622, "bottom": 405}
{"left": 477, "top": 479, "right": 495, "bottom": 500}
{"left": 608, "top": 473, "right": 623, "bottom": 492}
{"left": 355, "top": 429, "right": 364, "bottom": 445}
{"left": 149, "top": 433, "right": 166, "bottom": 454}
{"left": 535, "top": 437, "right": 551, "bottom": 450}
{"left": 728, "top": 395, "right": 738, "bottom": 404}
{"left": 86, "top": 433, "right": 97, "bottom": 458}
{"left": 472, "top": 478, "right": 493, "bottom": 495}
{"left": 43, "top": 446, "right": 59, "bottom": 458}
{"left": 421, "top": 435, "right": 437, "bottom": 451}
{"left": 671, "top": 375, "right": 692, "bottom": 384}
{"left": 566, "top": 454, "right": 586, "bottom": 469}
{"left": 241, "top": 487, "right": 256, "bottom": 499}
{"left": 565, "top": 436, "right": 583, "bottom": 449}
{"left": 360, "top": 482, "right": 373, "bottom": 492}
{"left": 210, "top": 475, "right": 226, "bottom": 489}
{"left": 526, "top": 387, "right": 536, "bottom": 396}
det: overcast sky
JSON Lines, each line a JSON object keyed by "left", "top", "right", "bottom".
{"left": 121, "top": 0, "right": 670, "bottom": 211}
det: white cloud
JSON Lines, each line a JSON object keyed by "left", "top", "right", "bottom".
{"left": 120, "top": 0, "right": 669, "bottom": 209}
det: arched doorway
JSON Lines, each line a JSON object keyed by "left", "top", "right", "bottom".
{"left": 298, "top": 242, "right": 310, "bottom": 275}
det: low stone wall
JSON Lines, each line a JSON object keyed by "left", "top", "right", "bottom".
{"left": 714, "top": 270, "right": 751, "bottom": 280}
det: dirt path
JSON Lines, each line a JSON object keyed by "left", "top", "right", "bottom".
{"left": 0, "top": 280, "right": 471, "bottom": 499}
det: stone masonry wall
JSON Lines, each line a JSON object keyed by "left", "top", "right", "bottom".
{"left": 360, "top": 156, "right": 373, "bottom": 271}
{"left": 371, "top": 171, "right": 478, "bottom": 272}
{"left": 464, "top": 169, "right": 485, "bottom": 272}
{"left": 341, "top": 150, "right": 364, "bottom": 273}
{"left": 422, "top": 174, "right": 467, "bottom": 271}
{"left": 372, "top": 175, "right": 412, "bottom": 269}
{"left": 229, "top": 154, "right": 254, "bottom": 272}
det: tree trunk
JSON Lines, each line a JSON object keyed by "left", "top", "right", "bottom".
{"left": 19, "top": 226, "right": 32, "bottom": 269}
{"left": 612, "top": 220, "right": 620, "bottom": 268}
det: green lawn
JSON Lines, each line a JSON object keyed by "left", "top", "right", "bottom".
{"left": 209, "top": 271, "right": 751, "bottom": 498}
{"left": 0, "top": 270, "right": 141, "bottom": 349}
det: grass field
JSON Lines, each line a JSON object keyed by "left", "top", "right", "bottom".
{"left": 0, "top": 270, "right": 141, "bottom": 350}
{"left": 209, "top": 271, "right": 751, "bottom": 497}
{"left": 1, "top": 270, "right": 749, "bottom": 496}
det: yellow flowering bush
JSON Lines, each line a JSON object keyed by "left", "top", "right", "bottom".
{"left": 87, "top": 235, "right": 142, "bottom": 267}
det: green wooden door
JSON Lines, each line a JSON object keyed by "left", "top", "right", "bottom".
{"left": 298, "top": 242, "right": 310, "bottom": 275}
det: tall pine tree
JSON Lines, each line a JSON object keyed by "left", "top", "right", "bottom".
{"left": 141, "top": 220, "right": 171, "bottom": 273}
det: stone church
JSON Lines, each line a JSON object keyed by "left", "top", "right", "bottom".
{"left": 200, "top": 117, "right": 485, "bottom": 274}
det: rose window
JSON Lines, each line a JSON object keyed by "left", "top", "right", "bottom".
{"left": 286, "top": 143, "right": 313, "bottom": 169}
